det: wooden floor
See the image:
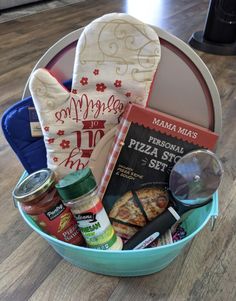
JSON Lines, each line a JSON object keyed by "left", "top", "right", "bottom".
{"left": 0, "top": 0, "right": 236, "bottom": 300}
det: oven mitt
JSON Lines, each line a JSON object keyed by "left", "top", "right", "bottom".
{"left": 29, "top": 13, "right": 161, "bottom": 179}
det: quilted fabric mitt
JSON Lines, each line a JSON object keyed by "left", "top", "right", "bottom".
{"left": 29, "top": 13, "right": 161, "bottom": 179}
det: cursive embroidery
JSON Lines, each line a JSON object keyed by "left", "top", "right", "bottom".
{"left": 55, "top": 94, "right": 124, "bottom": 124}
{"left": 59, "top": 147, "right": 88, "bottom": 170}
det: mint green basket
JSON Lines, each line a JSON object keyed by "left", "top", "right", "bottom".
{"left": 18, "top": 192, "right": 218, "bottom": 277}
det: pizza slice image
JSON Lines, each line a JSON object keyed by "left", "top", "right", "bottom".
{"left": 109, "top": 187, "right": 169, "bottom": 240}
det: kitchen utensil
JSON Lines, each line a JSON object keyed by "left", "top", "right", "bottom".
{"left": 123, "top": 149, "right": 223, "bottom": 250}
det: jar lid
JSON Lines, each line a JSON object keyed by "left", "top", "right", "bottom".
{"left": 13, "top": 168, "right": 55, "bottom": 203}
{"left": 55, "top": 168, "right": 97, "bottom": 201}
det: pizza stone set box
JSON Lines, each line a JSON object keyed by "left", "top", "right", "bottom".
{"left": 98, "top": 103, "right": 218, "bottom": 241}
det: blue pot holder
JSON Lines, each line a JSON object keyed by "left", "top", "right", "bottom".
{"left": 1, "top": 79, "right": 72, "bottom": 174}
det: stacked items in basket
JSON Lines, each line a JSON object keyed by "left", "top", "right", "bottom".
{"left": 6, "top": 13, "right": 222, "bottom": 251}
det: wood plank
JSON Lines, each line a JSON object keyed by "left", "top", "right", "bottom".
{"left": 107, "top": 244, "right": 193, "bottom": 301}
{"left": 28, "top": 260, "right": 120, "bottom": 301}
{"left": 0, "top": 233, "right": 61, "bottom": 301}
{"left": 169, "top": 183, "right": 236, "bottom": 301}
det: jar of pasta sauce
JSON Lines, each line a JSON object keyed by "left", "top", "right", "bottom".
{"left": 13, "top": 168, "right": 84, "bottom": 246}
{"left": 55, "top": 168, "right": 123, "bottom": 250}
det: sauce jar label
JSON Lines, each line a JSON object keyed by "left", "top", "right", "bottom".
{"left": 32, "top": 201, "right": 84, "bottom": 245}
{"left": 74, "top": 201, "right": 117, "bottom": 250}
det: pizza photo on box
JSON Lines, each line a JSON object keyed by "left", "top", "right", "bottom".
{"left": 98, "top": 103, "right": 219, "bottom": 241}
{"left": 109, "top": 187, "right": 169, "bottom": 241}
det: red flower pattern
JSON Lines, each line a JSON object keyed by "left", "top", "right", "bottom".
{"left": 96, "top": 83, "right": 107, "bottom": 92}
{"left": 114, "top": 80, "right": 122, "bottom": 88}
{"left": 93, "top": 69, "right": 99, "bottom": 75}
{"left": 48, "top": 138, "right": 55, "bottom": 144}
{"left": 44, "top": 126, "right": 49, "bottom": 132}
{"left": 125, "top": 92, "right": 131, "bottom": 98}
{"left": 60, "top": 139, "right": 70, "bottom": 149}
{"left": 80, "top": 77, "right": 88, "bottom": 86}
{"left": 57, "top": 130, "right": 64, "bottom": 136}
{"left": 53, "top": 157, "right": 58, "bottom": 162}
{"left": 72, "top": 89, "right": 78, "bottom": 94}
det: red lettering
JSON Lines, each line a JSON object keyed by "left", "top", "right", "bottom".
{"left": 73, "top": 131, "right": 82, "bottom": 148}
{"left": 54, "top": 93, "right": 124, "bottom": 123}
{"left": 59, "top": 148, "right": 88, "bottom": 170}
{"left": 83, "top": 130, "right": 94, "bottom": 148}
{"left": 81, "top": 149, "right": 93, "bottom": 158}
{"left": 82, "top": 120, "right": 106, "bottom": 129}
{"left": 94, "top": 130, "right": 105, "bottom": 146}
{"left": 55, "top": 97, "right": 82, "bottom": 124}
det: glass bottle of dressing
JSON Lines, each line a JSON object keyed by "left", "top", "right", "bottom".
{"left": 55, "top": 168, "right": 123, "bottom": 250}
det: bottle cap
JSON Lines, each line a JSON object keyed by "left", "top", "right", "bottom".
{"left": 13, "top": 168, "right": 55, "bottom": 203}
{"left": 55, "top": 168, "right": 97, "bottom": 202}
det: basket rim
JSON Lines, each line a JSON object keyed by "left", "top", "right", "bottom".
{"left": 18, "top": 192, "right": 217, "bottom": 254}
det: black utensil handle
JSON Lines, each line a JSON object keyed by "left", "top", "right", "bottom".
{"left": 123, "top": 207, "right": 180, "bottom": 250}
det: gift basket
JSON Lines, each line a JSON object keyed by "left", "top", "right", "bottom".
{"left": 2, "top": 13, "right": 223, "bottom": 276}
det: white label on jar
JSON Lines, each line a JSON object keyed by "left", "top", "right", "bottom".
{"left": 74, "top": 207, "right": 116, "bottom": 249}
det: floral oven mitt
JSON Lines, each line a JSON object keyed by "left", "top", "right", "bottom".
{"left": 29, "top": 13, "right": 161, "bottom": 179}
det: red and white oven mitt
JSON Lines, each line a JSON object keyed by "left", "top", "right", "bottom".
{"left": 29, "top": 13, "right": 161, "bottom": 178}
